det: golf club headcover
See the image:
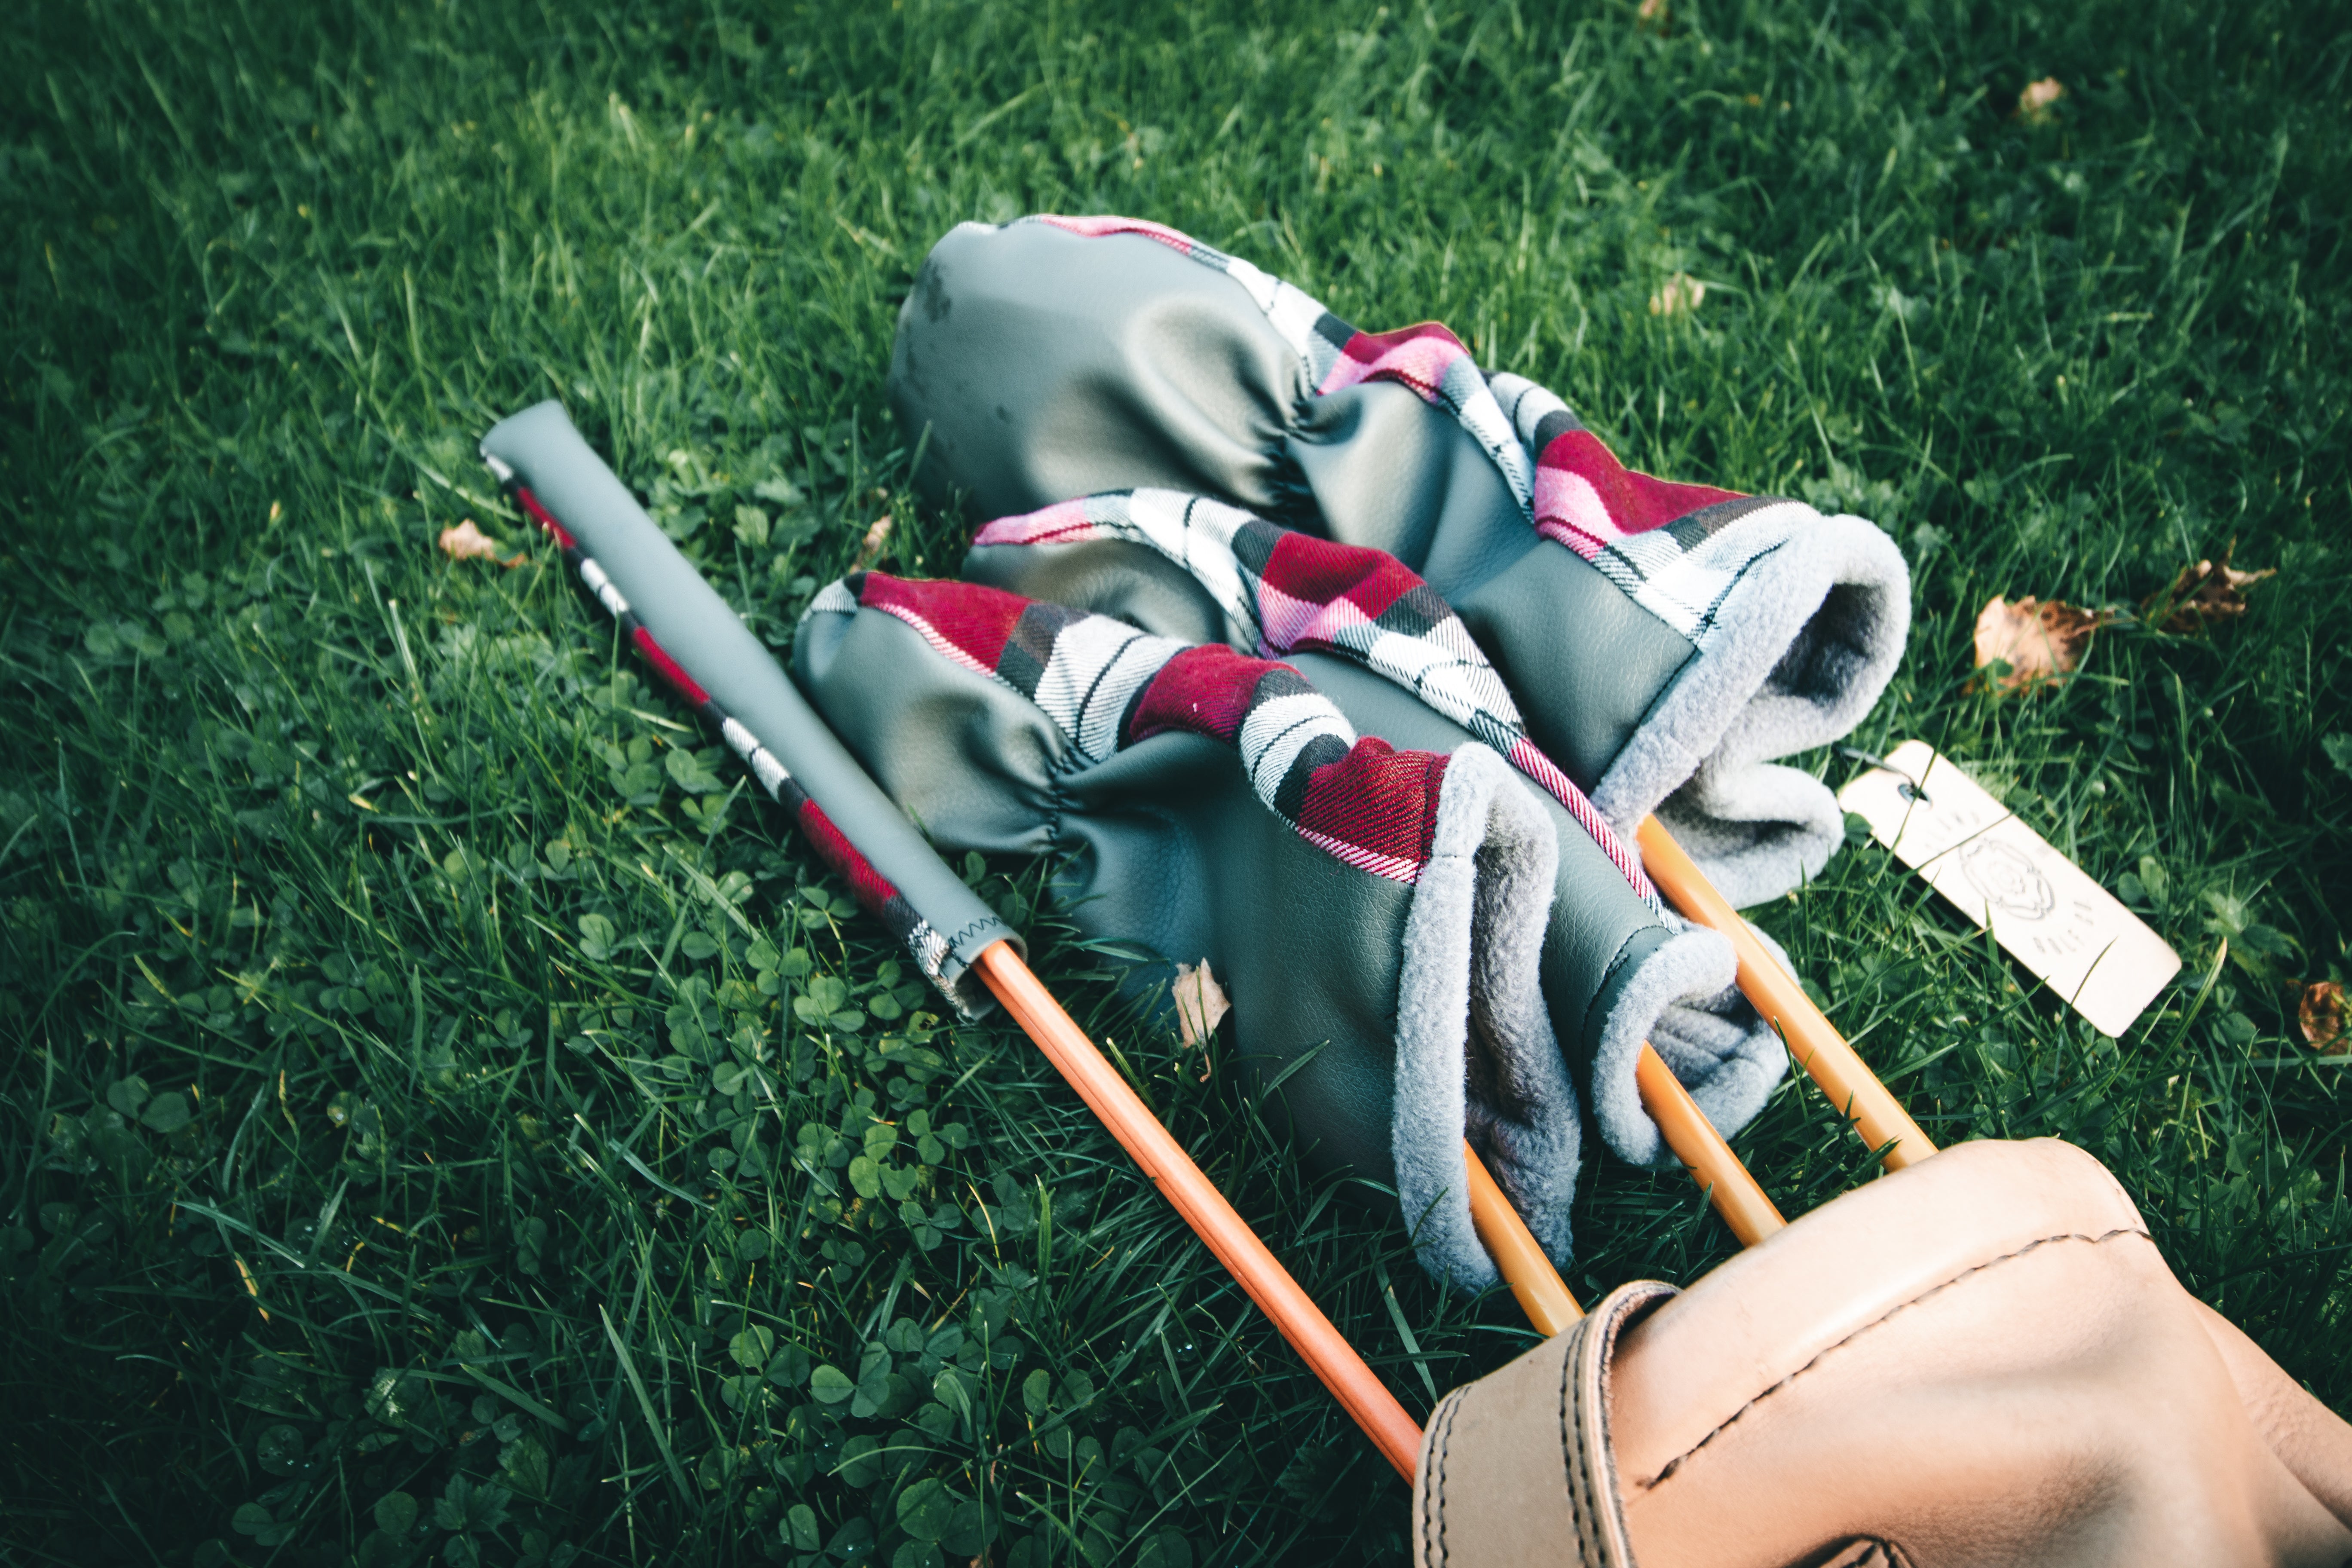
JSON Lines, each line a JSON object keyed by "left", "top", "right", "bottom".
{"left": 890, "top": 215, "right": 1911, "bottom": 907}
{"left": 1411, "top": 1138, "right": 2352, "bottom": 1567}
{"left": 941, "top": 487, "right": 1790, "bottom": 1172}
{"left": 793, "top": 573, "right": 1771, "bottom": 1281}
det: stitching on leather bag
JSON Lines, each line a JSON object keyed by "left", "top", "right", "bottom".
{"left": 1426, "top": 1386, "right": 1463, "bottom": 1565}
{"left": 1588, "top": 1283, "right": 1675, "bottom": 1565}
{"left": 1558, "top": 1316, "right": 1595, "bottom": 1559}
{"left": 1637, "top": 1226, "right": 2151, "bottom": 1488}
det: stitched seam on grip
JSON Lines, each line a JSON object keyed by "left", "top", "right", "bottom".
{"left": 941, "top": 914, "right": 1009, "bottom": 956}
{"left": 1638, "top": 1227, "right": 2151, "bottom": 1488}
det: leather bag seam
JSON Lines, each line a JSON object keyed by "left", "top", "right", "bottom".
{"left": 1558, "top": 1317, "right": 1592, "bottom": 1558}
{"left": 1635, "top": 1226, "right": 2152, "bottom": 1489}
{"left": 1429, "top": 1385, "right": 1460, "bottom": 1565}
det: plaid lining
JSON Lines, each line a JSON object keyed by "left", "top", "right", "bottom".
{"left": 974, "top": 490, "right": 1659, "bottom": 908}
{"left": 835, "top": 571, "right": 1449, "bottom": 885}
{"left": 510, "top": 486, "right": 956, "bottom": 991}
{"left": 1019, "top": 216, "right": 1822, "bottom": 653}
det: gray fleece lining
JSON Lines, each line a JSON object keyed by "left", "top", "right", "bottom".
{"left": 1392, "top": 744, "right": 1578, "bottom": 1289}
{"left": 1590, "top": 511, "right": 1910, "bottom": 909}
{"left": 1586, "top": 914, "right": 1782, "bottom": 1169}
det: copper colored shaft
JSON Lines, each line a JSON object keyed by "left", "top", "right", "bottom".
{"left": 971, "top": 942, "right": 1424, "bottom": 1480}
{"left": 1461, "top": 1139, "right": 1583, "bottom": 1333}
{"left": 1636, "top": 1045, "right": 1787, "bottom": 1245}
{"left": 1637, "top": 817, "right": 1937, "bottom": 1171}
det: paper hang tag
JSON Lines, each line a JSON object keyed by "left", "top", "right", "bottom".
{"left": 1836, "top": 741, "right": 2182, "bottom": 1038}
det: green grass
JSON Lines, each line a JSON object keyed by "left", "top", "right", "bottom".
{"left": 4, "top": 0, "right": 2349, "bottom": 1562}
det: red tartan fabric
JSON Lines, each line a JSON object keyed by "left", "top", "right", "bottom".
{"left": 1295, "top": 738, "right": 1447, "bottom": 873}
{"left": 1532, "top": 428, "right": 1745, "bottom": 558}
{"left": 1127, "top": 644, "right": 1277, "bottom": 744}
{"left": 792, "top": 794, "right": 905, "bottom": 922}
{"left": 631, "top": 625, "right": 711, "bottom": 706}
{"left": 1260, "top": 530, "right": 1424, "bottom": 620}
{"left": 852, "top": 571, "right": 1029, "bottom": 671}
{"left": 1317, "top": 321, "right": 1474, "bottom": 399}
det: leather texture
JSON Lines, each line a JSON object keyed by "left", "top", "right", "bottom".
{"left": 891, "top": 218, "right": 1912, "bottom": 908}
{"left": 892, "top": 218, "right": 1697, "bottom": 805}
{"left": 1415, "top": 1280, "right": 1675, "bottom": 1568}
{"left": 793, "top": 585, "right": 1596, "bottom": 1280}
{"left": 1413, "top": 1138, "right": 2352, "bottom": 1567}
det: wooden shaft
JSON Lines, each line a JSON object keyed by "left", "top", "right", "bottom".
{"left": 1637, "top": 817, "right": 1937, "bottom": 1171}
{"left": 1635, "top": 1045, "right": 1786, "bottom": 1245}
{"left": 1461, "top": 1140, "right": 1583, "bottom": 1334}
{"left": 971, "top": 942, "right": 1424, "bottom": 1481}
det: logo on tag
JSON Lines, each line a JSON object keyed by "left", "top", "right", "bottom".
{"left": 1838, "top": 741, "right": 2182, "bottom": 1038}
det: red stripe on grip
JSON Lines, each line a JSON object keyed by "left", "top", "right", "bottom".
{"left": 631, "top": 625, "right": 711, "bottom": 707}
{"left": 511, "top": 486, "right": 578, "bottom": 550}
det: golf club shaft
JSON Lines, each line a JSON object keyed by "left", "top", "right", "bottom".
{"left": 1462, "top": 1138, "right": 1582, "bottom": 1334}
{"left": 1636, "top": 1045, "right": 1786, "bottom": 1245}
{"left": 1468, "top": 1042, "right": 1787, "bottom": 1343}
{"left": 973, "top": 942, "right": 1423, "bottom": 1478}
{"left": 1637, "top": 817, "right": 1936, "bottom": 1171}
{"left": 481, "top": 406, "right": 1430, "bottom": 1478}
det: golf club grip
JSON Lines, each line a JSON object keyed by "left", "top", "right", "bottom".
{"left": 1636, "top": 816, "right": 1937, "bottom": 1171}
{"left": 972, "top": 942, "right": 1426, "bottom": 1482}
{"left": 478, "top": 401, "right": 1017, "bottom": 1014}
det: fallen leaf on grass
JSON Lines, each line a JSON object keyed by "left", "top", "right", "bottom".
{"left": 1649, "top": 273, "right": 1706, "bottom": 316}
{"left": 1172, "top": 959, "right": 1230, "bottom": 1051}
{"left": 2141, "top": 541, "right": 2275, "bottom": 634}
{"left": 2303, "top": 981, "right": 2347, "bottom": 1054}
{"left": 852, "top": 514, "right": 893, "bottom": 570}
{"left": 2017, "top": 77, "right": 2065, "bottom": 126}
{"left": 1972, "top": 594, "right": 2112, "bottom": 692}
{"left": 438, "top": 519, "right": 526, "bottom": 568}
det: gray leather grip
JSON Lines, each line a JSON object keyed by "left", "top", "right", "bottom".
{"left": 478, "top": 400, "right": 1018, "bottom": 1006}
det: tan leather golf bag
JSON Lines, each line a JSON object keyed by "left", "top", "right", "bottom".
{"left": 1413, "top": 1138, "right": 2352, "bottom": 1567}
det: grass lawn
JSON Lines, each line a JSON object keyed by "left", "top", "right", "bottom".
{"left": 5, "top": 0, "right": 2349, "bottom": 1562}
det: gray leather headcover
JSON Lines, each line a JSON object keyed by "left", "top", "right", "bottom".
{"left": 796, "top": 581, "right": 1583, "bottom": 1283}
{"left": 952, "top": 541, "right": 1787, "bottom": 1174}
{"left": 794, "top": 573, "right": 1784, "bottom": 1277}
{"left": 891, "top": 218, "right": 1911, "bottom": 907}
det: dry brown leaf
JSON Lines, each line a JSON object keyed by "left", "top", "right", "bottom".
{"left": 853, "top": 514, "right": 893, "bottom": 570}
{"left": 438, "top": 519, "right": 525, "bottom": 568}
{"left": 1972, "top": 594, "right": 2112, "bottom": 692}
{"left": 1649, "top": 273, "right": 1706, "bottom": 317}
{"left": 2017, "top": 77, "right": 2065, "bottom": 126}
{"left": 1172, "top": 959, "right": 1230, "bottom": 1052}
{"left": 2303, "top": 980, "right": 2348, "bottom": 1054}
{"left": 2141, "top": 540, "right": 2275, "bottom": 634}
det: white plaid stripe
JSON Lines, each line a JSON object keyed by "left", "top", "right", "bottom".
{"left": 1435, "top": 357, "right": 1534, "bottom": 509}
{"left": 579, "top": 557, "right": 631, "bottom": 619}
{"left": 1239, "top": 692, "right": 1357, "bottom": 798}
{"left": 1030, "top": 615, "right": 1186, "bottom": 764}
{"left": 1486, "top": 369, "right": 1574, "bottom": 449}
{"left": 720, "top": 717, "right": 792, "bottom": 797}
{"left": 1632, "top": 503, "right": 1812, "bottom": 643}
